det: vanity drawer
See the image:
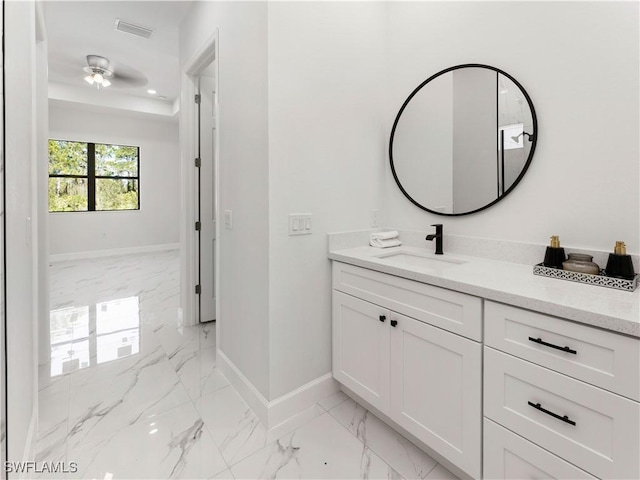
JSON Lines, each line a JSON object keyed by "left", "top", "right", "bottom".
{"left": 484, "top": 347, "right": 640, "bottom": 479}
{"left": 332, "top": 262, "right": 482, "bottom": 340}
{"left": 484, "top": 301, "right": 640, "bottom": 401}
{"left": 484, "top": 418, "right": 597, "bottom": 480}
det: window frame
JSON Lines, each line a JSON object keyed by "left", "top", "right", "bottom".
{"left": 48, "top": 139, "right": 141, "bottom": 213}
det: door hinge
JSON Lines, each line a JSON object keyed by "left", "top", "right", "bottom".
{"left": 195, "top": 221, "right": 201, "bottom": 231}
{"left": 194, "top": 94, "right": 201, "bottom": 104}
{"left": 195, "top": 285, "right": 201, "bottom": 295}
{"left": 195, "top": 157, "right": 201, "bottom": 167}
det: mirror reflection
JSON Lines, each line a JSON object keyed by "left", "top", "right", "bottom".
{"left": 390, "top": 65, "right": 537, "bottom": 215}
{"left": 49, "top": 296, "right": 140, "bottom": 376}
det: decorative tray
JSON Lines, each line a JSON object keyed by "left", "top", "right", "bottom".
{"left": 533, "top": 263, "right": 639, "bottom": 292}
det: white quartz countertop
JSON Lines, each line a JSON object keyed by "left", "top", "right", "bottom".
{"left": 329, "top": 245, "right": 640, "bottom": 338}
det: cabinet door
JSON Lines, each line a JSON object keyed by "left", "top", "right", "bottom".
{"left": 484, "top": 418, "right": 597, "bottom": 480}
{"left": 333, "top": 291, "right": 390, "bottom": 411}
{"left": 389, "top": 313, "right": 482, "bottom": 479}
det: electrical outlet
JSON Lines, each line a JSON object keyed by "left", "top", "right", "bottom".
{"left": 224, "top": 210, "right": 233, "bottom": 229}
{"left": 289, "top": 213, "right": 312, "bottom": 236}
{"left": 370, "top": 209, "right": 379, "bottom": 228}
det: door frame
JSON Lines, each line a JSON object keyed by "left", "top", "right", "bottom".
{"left": 178, "top": 30, "right": 219, "bottom": 327}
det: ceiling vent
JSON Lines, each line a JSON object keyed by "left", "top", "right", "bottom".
{"left": 114, "top": 19, "right": 154, "bottom": 39}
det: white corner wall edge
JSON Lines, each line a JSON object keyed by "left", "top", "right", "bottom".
{"left": 268, "top": 372, "right": 339, "bottom": 429}
{"left": 217, "top": 349, "right": 339, "bottom": 430}
{"left": 49, "top": 243, "right": 179, "bottom": 263}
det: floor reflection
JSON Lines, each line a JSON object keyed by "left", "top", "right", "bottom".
{"left": 48, "top": 296, "right": 140, "bottom": 377}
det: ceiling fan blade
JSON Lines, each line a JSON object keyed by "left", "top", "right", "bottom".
{"left": 108, "top": 62, "right": 148, "bottom": 88}
{"left": 111, "top": 72, "right": 148, "bottom": 88}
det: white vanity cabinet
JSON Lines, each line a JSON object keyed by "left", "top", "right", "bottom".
{"left": 484, "top": 301, "right": 640, "bottom": 480}
{"left": 332, "top": 291, "right": 390, "bottom": 412}
{"left": 330, "top": 244, "right": 640, "bottom": 479}
{"left": 332, "top": 262, "right": 482, "bottom": 478}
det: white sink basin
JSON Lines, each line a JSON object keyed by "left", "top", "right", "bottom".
{"left": 374, "top": 249, "right": 466, "bottom": 272}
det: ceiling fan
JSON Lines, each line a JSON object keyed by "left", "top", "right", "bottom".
{"left": 83, "top": 55, "right": 114, "bottom": 88}
{"left": 82, "top": 55, "right": 147, "bottom": 89}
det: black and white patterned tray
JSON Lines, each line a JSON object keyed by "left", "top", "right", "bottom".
{"left": 533, "top": 263, "right": 638, "bottom": 292}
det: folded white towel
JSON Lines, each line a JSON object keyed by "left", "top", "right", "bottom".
{"left": 370, "top": 238, "right": 402, "bottom": 248}
{"left": 370, "top": 231, "right": 399, "bottom": 241}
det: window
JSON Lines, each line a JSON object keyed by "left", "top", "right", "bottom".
{"left": 48, "top": 139, "right": 140, "bottom": 212}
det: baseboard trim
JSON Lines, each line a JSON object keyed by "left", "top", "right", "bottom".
{"left": 49, "top": 243, "right": 179, "bottom": 263}
{"left": 216, "top": 349, "right": 269, "bottom": 425}
{"left": 217, "top": 349, "right": 339, "bottom": 430}
{"left": 268, "top": 372, "right": 338, "bottom": 429}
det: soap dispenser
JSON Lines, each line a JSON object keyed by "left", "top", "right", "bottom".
{"left": 605, "top": 241, "right": 636, "bottom": 280}
{"left": 543, "top": 235, "right": 566, "bottom": 269}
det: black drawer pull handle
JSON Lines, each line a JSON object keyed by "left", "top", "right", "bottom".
{"left": 390, "top": 320, "right": 398, "bottom": 327}
{"left": 379, "top": 315, "right": 386, "bottom": 323}
{"left": 528, "top": 336, "right": 577, "bottom": 355}
{"left": 528, "top": 401, "right": 576, "bottom": 426}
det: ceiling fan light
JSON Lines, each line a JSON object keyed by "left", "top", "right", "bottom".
{"left": 84, "top": 75, "right": 95, "bottom": 85}
{"left": 102, "top": 79, "right": 111, "bottom": 87}
{"left": 94, "top": 73, "right": 104, "bottom": 84}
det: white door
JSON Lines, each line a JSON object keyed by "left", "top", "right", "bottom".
{"left": 389, "top": 312, "right": 482, "bottom": 479}
{"left": 197, "top": 73, "right": 216, "bottom": 322}
{"left": 332, "top": 291, "right": 390, "bottom": 412}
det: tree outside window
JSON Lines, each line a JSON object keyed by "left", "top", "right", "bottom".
{"left": 48, "top": 139, "right": 140, "bottom": 212}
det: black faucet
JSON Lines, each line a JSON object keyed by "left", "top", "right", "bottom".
{"left": 425, "top": 224, "right": 443, "bottom": 255}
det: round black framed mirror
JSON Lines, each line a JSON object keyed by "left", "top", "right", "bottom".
{"left": 389, "top": 64, "right": 538, "bottom": 216}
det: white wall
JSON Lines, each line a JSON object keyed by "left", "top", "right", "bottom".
{"left": 48, "top": 104, "right": 180, "bottom": 255}
{"left": 383, "top": 1, "right": 639, "bottom": 252}
{"left": 5, "top": 0, "right": 39, "bottom": 462}
{"left": 267, "top": 0, "right": 640, "bottom": 399}
{"left": 178, "top": 1, "right": 639, "bottom": 408}
{"left": 180, "top": 1, "right": 271, "bottom": 397}
{"left": 180, "top": 1, "right": 385, "bottom": 401}
{"left": 267, "top": 2, "right": 386, "bottom": 399}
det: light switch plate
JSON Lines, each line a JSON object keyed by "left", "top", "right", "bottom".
{"left": 289, "top": 213, "right": 312, "bottom": 236}
{"left": 224, "top": 210, "right": 233, "bottom": 229}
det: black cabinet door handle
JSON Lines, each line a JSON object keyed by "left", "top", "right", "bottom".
{"left": 528, "top": 401, "right": 576, "bottom": 426}
{"left": 379, "top": 315, "right": 386, "bottom": 323}
{"left": 528, "top": 336, "right": 577, "bottom": 355}
{"left": 390, "top": 320, "right": 398, "bottom": 327}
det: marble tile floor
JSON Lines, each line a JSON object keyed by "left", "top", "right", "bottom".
{"left": 37, "top": 250, "right": 458, "bottom": 479}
